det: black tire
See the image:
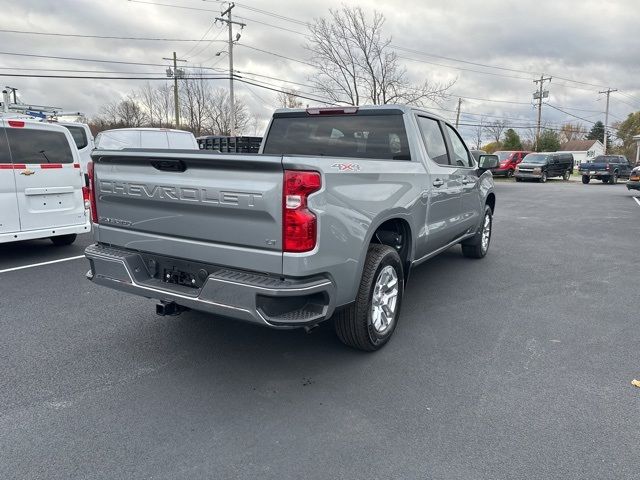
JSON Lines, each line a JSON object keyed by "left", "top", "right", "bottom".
{"left": 50, "top": 234, "right": 77, "bottom": 246}
{"left": 582, "top": 175, "right": 590, "bottom": 184}
{"left": 601, "top": 177, "right": 609, "bottom": 183}
{"left": 461, "top": 205, "right": 492, "bottom": 259}
{"left": 609, "top": 172, "right": 618, "bottom": 184}
{"left": 506, "top": 169, "right": 514, "bottom": 178}
{"left": 515, "top": 177, "right": 522, "bottom": 182}
{"left": 540, "top": 171, "right": 547, "bottom": 183}
{"left": 334, "top": 244, "right": 404, "bottom": 351}
{"left": 563, "top": 170, "right": 571, "bottom": 181}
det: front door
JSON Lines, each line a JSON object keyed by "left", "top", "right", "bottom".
{"left": 0, "top": 123, "right": 21, "bottom": 234}
{"left": 414, "top": 115, "right": 464, "bottom": 256}
{"left": 7, "top": 123, "right": 85, "bottom": 231}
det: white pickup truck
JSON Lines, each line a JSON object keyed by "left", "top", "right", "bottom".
{"left": 0, "top": 118, "right": 90, "bottom": 245}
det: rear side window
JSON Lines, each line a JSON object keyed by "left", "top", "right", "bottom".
{"left": 168, "top": 133, "right": 197, "bottom": 149}
{"left": 263, "top": 114, "right": 411, "bottom": 160}
{"left": 63, "top": 125, "right": 88, "bottom": 149}
{"left": 0, "top": 128, "right": 11, "bottom": 164}
{"left": 6, "top": 128, "right": 74, "bottom": 164}
{"left": 416, "top": 116, "right": 449, "bottom": 165}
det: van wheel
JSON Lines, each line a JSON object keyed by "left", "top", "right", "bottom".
{"left": 462, "top": 205, "right": 492, "bottom": 259}
{"left": 609, "top": 172, "right": 618, "bottom": 184}
{"left": 540, "top": 172, "right": 547, "bottom": 183}
{"left": 582, "top": 175, "right": 590, "bottom": 184}
{"left": 563, "top": 170, "right": 571, "bottom": 181}
{"left": 50, "top": 234, "right": 77, "bottom": 246}
{"left": 334, "top": 244, "right": 403, "bottom": 351}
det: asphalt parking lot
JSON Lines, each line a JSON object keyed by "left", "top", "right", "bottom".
{"left": 1, "top": 180, "right": 639, "bottom": 480}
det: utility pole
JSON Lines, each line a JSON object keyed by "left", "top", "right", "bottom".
{"left": 163, "top": 52, "right": 186, "bottom": 127}
{"left": 533, "top": 75, "right": 552, "bottom": 151}
{"left": 217, "top": 3, "right": 245, "bottom": 136}
{"left": 455, "top": 97, "right": 462, "bottom": 129}
{"left": 598, "top": 88, "right": 617, "bottom": 153}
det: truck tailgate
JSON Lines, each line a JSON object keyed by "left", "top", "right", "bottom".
{"left": 91, "top": 150, "right": 284, "bottom": 274}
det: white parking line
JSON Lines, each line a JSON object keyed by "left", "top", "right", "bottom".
{"left": 633, "top": 197, "right": 640, "bottom": 208}
{"left": 0, "top": 255, "right": 85, "bottom": 274}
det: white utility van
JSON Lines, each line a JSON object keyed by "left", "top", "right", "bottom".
{"left": 0, "top": 119, "right": 90, "bottom": 245}
{"left": 94, "top": 127, "right": 198, "bottom": 150}
{"left": 58, "top": 122, "right": 94, "bottom": 173}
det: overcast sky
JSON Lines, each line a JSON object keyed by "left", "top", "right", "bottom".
{"left": 2, "top": 0, "right": 639, "bottom": 144}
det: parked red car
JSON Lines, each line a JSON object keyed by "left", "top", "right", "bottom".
{"left": 491, "top": 151, "right": 532, "bottom": 177}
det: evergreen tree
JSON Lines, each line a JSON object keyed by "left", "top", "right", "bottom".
{"left": 502, "top": 128, "right": 523, "bottom": 149}
{"left": 586, "top": 120, "right": 610, "bottom": 145}
{"left": 538, "top": 129, "right": 561, "bottom": 152}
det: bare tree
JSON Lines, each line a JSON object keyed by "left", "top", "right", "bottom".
{"left": 208, "top": 88, "right": 250, "bottom": 136}
{"left": 306, "top": 6, "right": 454, "bottom": 106}
{"left": 486, "top": 120, "right": 506, "bottom": 144}
{"left": 180, "top": 70, "right": 212, "bottom": 136}
{"left": 473, "top": 117, "right": 486, "bottom": 149}
{"left": 277, "top": 90, "right": 304, "bottom": 109}
{"left": 559, "top": 122, "right": 587, "bottom": 143}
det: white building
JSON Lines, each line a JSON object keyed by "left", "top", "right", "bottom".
{"left": 559, "top": 139, "right": 605, "bottom": 166}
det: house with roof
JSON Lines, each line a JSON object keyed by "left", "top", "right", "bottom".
{"left": 559, "top": 139, "right": 604, "bottom": 166}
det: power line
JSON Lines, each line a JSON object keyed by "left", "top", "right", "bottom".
{"left": 0, "top": 28, "right": 219, "bottom": 42}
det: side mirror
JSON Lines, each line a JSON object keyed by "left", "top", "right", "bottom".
{"left": 478, "top": 154, "right": 499, "bottom": 170}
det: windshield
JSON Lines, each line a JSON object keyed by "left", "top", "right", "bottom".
{"left": 263, "top": 113, "right": 411, "bottom": 160}
{"left": 495, "top": 151, "right": 513, "bottom": 161}
{"left": 523, "top": 154, "right": 548, "bottom": 164}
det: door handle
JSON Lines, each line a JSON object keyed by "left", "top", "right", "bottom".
{"left": 462, "top": 178, "right": 476, "bottom": 185}
{"left": 432, "top": 179, "right": 444, "bottom": 187}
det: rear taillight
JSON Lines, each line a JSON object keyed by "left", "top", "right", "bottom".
{"left": 82, "top": 186, "right": 91, "bottom": 210}
{"left": 8, "top": 120, "right": 25, "bottom": 128}
{"left": 283, "top": 170, "right": 321, "bottom": 252}
{"left": 87, "top": 161, "right": 98, "bottom": 223}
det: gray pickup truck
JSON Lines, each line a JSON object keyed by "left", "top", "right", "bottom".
{"left": 85, "top": 105, "right": 498, "bottom": 351}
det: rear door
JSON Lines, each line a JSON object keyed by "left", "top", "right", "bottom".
{"left": 0, "top": 121, "right": 21, "bottom": 234}
{"left": 7, "top": 122, "right": 85, "bottom": 231}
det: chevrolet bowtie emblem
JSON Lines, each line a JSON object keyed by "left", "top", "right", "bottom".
{"left": 20, "top": 169, "right": 35, "bottom": 176}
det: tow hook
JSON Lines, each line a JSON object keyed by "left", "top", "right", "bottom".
{"left": 156, "top": 301, "right": 188, "bottom": 316}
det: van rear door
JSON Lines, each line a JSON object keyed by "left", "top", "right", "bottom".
{"left": 7, "top": 122, "right": 86, "bottom": 231}
{"left": 0, "top": 121, "right": 21, "bottom": 234}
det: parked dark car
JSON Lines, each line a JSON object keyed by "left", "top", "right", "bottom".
{"left": 578, "top": 155, "right": 632, "bottom": 184}
{"left": 491, "top": 150, "right": 532, "bottom": 177}
{"left": 514, "top": 152, "right": 573, "bottom": 183}
{"left": 627, "top": 166, "right": 640, "bottom": 191}
{"left": 470, "top": 149, "right": 486, "bottom": 162}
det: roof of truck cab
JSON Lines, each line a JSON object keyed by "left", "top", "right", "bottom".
{"left": 273, "top": 104, "right": 446, "bottom": 121}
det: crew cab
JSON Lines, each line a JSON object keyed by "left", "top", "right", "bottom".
{"left": 0, "top": 119, "right": 90, "bottom": 245}
{"left": 84, "top": 105, "right": 498, "bottom": 351}
{"left": 491, "top": 150, "right": 531, "bottom": 177}
{"left": 578, "top": 155, "right": 632, "bottom": 184}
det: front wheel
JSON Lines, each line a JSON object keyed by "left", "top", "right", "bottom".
{"left": 563, "top": 170, "right": 571, "bottom": 181}
{"left": 50, "top": 234, "right": 77, "bottom": 246}
{"left": 334, "top": 244, "right": 404, "bottom": 351}
{"left": 506, "top": 169, "right": 514, "bottom": 178}
{"left": 609, "top": 172, "right": 618, "bottom": 184}
{"left": 461, "top": 205, "right": 492, "bottom": 259}
{"left": 582, "top": 175, "right": 590, "bottom": 184}
{"left": 540, "top": 172, "right": 548, "bottom": 183}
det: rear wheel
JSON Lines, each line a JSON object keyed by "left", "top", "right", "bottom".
{"left": 582, "top": 175, "right": 590, "bottom": 184}
{"left": 334, "top": 244, "right": 403, "bottom": 351}
{"left": 50, "top": 234, "right": 77, "bottom": 246}
{"left": 461, "top": 205, "right": 492, "bottom": 259}
{"left": 563, "top": 170, "right": 571, "bottom": 181}
{"left": 506, "top": 169, "right": 514, "bottom": 178}
{"left": 540, "top": 171, "right": 548, "bottom": 183}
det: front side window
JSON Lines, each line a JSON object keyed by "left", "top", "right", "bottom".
{"left": 5, "top": 128, "right": 74, "bottom": 164}
{"left": 445, "top": 124, "right": 472, "bottom": 167}
{"left": 263, "top": 113, "right": 411, "bottom": 160}
{"left": 416, "top": 116, "right": 448, "bottom": 165}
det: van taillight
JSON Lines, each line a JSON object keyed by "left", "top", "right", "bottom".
{"left": 283, "top": 170, "right": 321, "bottom": 252}
{"left": 87, "top": 161, "right": 98, "bottom": 223}
{"left": 8, "top": 120, "right": 25, "bottom": 128}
